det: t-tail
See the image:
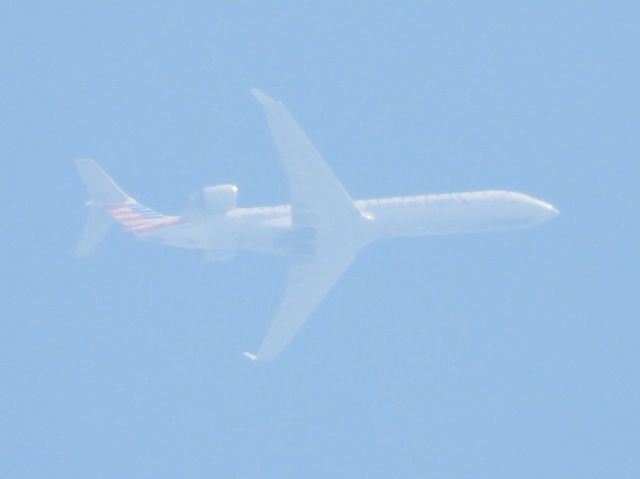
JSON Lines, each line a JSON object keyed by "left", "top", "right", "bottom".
{"left": 75, "top": 159, "right": 180, "bottom": 257}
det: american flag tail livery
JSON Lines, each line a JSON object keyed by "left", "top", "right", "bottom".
{"left": 75, "top": 159, "right": 183, "bottom": 257}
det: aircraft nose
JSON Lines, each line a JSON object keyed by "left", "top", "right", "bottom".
{"left": 539, "top": 200, "right": 559, "bottom": 221}
{"left": 522, "top": 195, "right": 559, "bottom": 224}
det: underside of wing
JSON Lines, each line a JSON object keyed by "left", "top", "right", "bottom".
{"left": 245, "top": 242, "right": 358, "bottom": 362}
{"left": 247, "top": 89, "right": 368, "bottom": 362}
{"left": 251, "top": 88, "right": 363, "bottom": 226}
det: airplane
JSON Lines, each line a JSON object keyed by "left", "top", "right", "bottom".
{"left": 76, "top": 88, "right": 559, "bottom": 362}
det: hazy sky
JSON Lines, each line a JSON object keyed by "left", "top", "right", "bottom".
{"left": 2, "top": 2, "right": 639, "bottom": 478}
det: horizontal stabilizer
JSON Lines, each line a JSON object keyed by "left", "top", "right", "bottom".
{"left": 74, "top": 208, "right": 115, "bottom": 257}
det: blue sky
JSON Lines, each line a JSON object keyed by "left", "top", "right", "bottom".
{"left": 2, "top": 2, "right": 639, "bottom": 477}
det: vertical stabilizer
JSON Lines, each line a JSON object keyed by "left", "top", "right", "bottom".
{"left": 76, "top": 159, "right": 130, "bottom": 206}
{"left": 74, "top": 159, "right": 129, "bottom": 257}
{"left": 75, "top": 159, "right": 181, "bottom": 256}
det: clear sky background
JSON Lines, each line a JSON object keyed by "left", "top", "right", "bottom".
{"left": 2, "top": 2, "right": 638, "bottom": 478}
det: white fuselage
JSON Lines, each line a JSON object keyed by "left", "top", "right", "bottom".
{"left": 75, "top": 89, "right": 561, "bottom": 362}
{"left": 143, "top": 190, "right": 558, "bottom": 257}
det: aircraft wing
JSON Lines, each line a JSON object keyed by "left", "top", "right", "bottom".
{"left": 246, "top": 90, "right": 368, "bottom": 361}
{"left": 251, "top": 88, "right": 363, "bottom": 226}
{"left": 244, "top": 240, "right": 358, "bottom": 362}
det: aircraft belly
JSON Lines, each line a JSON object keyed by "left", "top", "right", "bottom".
{"left": 140, "top": 222, "right": 206, "bottom": 249}
{"left": 233, "top": 214, "right": 291, "bottom": 255}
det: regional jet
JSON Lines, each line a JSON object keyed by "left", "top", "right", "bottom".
{"left": 76, "top": 89, "right": 558, "bottom": 362}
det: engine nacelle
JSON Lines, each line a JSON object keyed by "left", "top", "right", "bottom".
{"left": 190, "top": 184, "right": 238, "bottom": 214}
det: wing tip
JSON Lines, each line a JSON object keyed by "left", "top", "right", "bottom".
{"left": 250, "top": 87, "right": 278, "bottom": 105}
{"left": 243, "top": 352, "right": 258, "bottom": 361}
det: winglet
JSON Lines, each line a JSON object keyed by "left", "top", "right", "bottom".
{"left": 243, "top": 352, "right": 258, "bottom": 361}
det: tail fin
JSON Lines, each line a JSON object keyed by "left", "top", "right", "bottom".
{"left": 75, "top": 159, "right": 182, "bottom": 256}
{"left": 75, "top": 159, "right": 130, "bottom": 257}
{"left": 76, "top": 159, "right": 130, "bottom": 206}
